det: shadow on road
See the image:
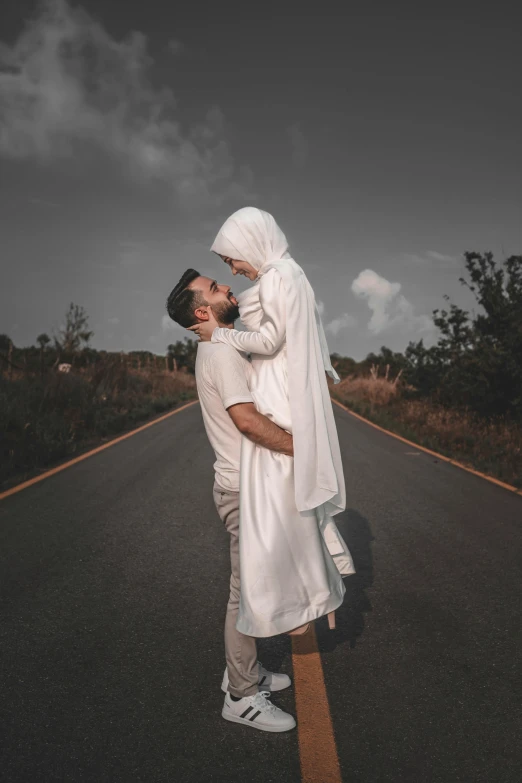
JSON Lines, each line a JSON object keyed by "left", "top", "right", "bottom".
{"left": 317, "top": 508, "right": 374, "bottom": 653}
{"left": 257, "top": 630, "right": 293, "bottom": 676}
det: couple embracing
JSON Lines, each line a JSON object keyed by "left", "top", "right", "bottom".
{"left": 166, "top": 207, "right": 354, "bottom": 733}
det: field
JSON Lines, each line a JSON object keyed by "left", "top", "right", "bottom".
{"left": 0, "top": 359, "right": 197, "bottom": 492}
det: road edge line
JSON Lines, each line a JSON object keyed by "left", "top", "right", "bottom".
{"left": 331, "top": 397, "right": 522, "bottom": 497}
{"left": 0, "top": 399, "right": 200, "bottom": 502}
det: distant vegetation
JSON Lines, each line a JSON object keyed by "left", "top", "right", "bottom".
{"left": 2, "top": 252, "right": 520, "bottom": 491}
{"left": 330, "top": 252, "right": 522, "bottom": 488}
{"left": 0, "top": 304, "right": 197, "bottom": 491}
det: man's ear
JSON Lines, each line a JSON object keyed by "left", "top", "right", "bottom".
{"left": 194, "top": 306, "right": 209, "bottom": 322}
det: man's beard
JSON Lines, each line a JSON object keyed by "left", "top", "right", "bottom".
{"left": 212, "top": 298, "right": 240, "bottom": 325}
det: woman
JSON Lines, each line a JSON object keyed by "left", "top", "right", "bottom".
{"left": 191, "top": 207, "right": 354, "bottom": 637}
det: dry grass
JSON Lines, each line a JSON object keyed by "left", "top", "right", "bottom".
{"left": 331, "top": 365, "right": 522, "bottom": 489}
{"left": 0, "top": 363, "right": 197, "bottom": 491}
{"left": 338, "top": 364, "right": 404, "bottom": 407}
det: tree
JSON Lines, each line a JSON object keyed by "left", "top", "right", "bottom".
{"left": 0, "top": 334, "right": 11, "bottom": 354}
{"left": 360, "top": 346, "right": 408, "bottom": 380}
{"left": 405, "top": 252, "right": 522, "bottom": 417}
{"left": 330, "top": 353, "right": 358, "bottom": 378}
{"left": 167, "top": 343, "right": 178, "bottom": 372}
{"left": 0, "top": 334, "right": 12, "bottom": 377}
{"left": 37, "top": 333, "right": 50, "bottom": 351}
{"left": 167, "top": 338, "right": 197, "bottom": 374}
{"left": 54, "top": 303, "right": 94, "bottom": 361}
{"left": 37, "top": 333, "right": 51, "bottom": 378}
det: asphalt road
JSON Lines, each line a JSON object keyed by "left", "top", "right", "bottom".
{"left": 1, "top": 402, "right": 521, "bottom": 783}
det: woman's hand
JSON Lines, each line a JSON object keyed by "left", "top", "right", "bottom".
{"left": 187, "top": 306, "right": 219, "bottom": 342}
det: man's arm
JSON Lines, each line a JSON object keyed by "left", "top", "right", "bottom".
{"left": 227, "top": 403, "right": 293, "bottom": 457}
{"left": 208, "top": 347, "right": 293, "bottom": 456}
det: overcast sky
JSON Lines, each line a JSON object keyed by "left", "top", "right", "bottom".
{"left": 1, "top": 0, "right": 521, "bottom": 360}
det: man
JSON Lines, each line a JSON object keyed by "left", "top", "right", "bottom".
{"left": 166, "top": 269, "right": 296, "bottom": 733}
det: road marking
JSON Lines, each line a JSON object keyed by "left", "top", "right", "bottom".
{"left": 0, "top": 400, "right": 200, "bottom": 502}
{"left": 331, "top": 397, "right": 522, "bottom": 497}
{"left": 292, "top": 626, "right": 342, "bottom": 783}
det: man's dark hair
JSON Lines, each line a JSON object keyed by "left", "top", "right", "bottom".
{"left": 166, "top": 269, "right": 206, "bottom": 328}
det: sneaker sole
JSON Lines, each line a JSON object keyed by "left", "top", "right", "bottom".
{"left": 222, "top": 710, "right": 296, "bottom": 733}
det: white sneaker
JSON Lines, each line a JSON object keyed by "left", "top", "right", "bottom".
{"left": 221, "top": 662, "right": 291, "bottom": 693}
{"left": 222, "top": 691, "right": 296, "bottom": 733}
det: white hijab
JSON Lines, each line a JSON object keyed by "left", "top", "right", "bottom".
{"left": 211, "top": 207, "right": 345, "bottom": 516}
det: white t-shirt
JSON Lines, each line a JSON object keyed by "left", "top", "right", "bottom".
{"left": 195, "top": 342, "right": 253, "bottom": 492}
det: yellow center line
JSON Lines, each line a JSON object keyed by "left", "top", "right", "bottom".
{"left": 0, "top": 400, "right": 200, "bottom": 501}
{"left": 292, "top": 626, "right": 342, "bottom": 783}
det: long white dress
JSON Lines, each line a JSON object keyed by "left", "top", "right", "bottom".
{"left": 214, "top": 268, "right": 354, "bottom": 637}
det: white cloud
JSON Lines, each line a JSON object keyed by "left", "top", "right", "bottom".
{"left": 402, "top": 254, "right": 430, "bottom": 266}
{"left": 351, "top": 269, "right": 433, "bottom": 335}
{"left": 403, "top": 250, "right": 456, "bottom": 265}
{"left": 325, "top": 313, "right": 357, "bottom": 336}
{"left": 316, "top": 298, "right": 358, "bottom": 337}
{"left": 287, "top": 123, "right": 308, "bottom": 168}
{"left": 0, "top": 0, "right": 252, "bottom": 204}
{"left": 108, "top": 317, "right": 119, "bottom": 325}
{"left": 426, "top": 250, "right": 455, "bottom": 263}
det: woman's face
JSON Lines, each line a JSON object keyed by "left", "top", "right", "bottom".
{"left": 220, "top": 255, "right": 258, "bottom": 281}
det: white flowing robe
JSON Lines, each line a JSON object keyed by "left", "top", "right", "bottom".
{"left": 213, "top": 268, "right": 355, "bottom": 637}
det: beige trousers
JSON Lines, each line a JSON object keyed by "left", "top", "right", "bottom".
{"left": 213, "top": 483, "right": 258, "bottom": 698}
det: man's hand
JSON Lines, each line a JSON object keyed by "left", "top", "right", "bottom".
{"left": 227, "top": 403, "right": 294, "bottom": 456}
{"left": 187, "top": 306, "right": 219, "bottom": 342}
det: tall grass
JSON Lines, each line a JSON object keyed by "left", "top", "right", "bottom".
{"left": 331, "top": 365, "right": 522, "bottom": 489}
{"left": 337, "top": 364, "right": 404, "bottom": 408}
{"left": 0, "top": 361, "right": 197, "bottom": 491}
